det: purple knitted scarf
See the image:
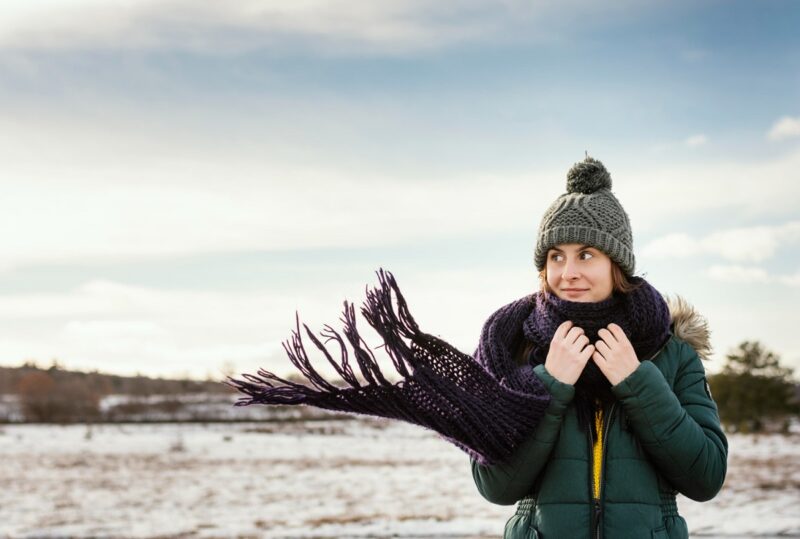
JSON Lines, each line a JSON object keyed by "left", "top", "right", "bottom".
{"left": 522, "top": 278, "right": 672, "bottom": 427}
{"left": 226, "top": 269, "right": 670, "bottom": 466}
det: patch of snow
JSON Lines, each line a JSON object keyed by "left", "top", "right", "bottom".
{"left": 0, "top": 422, "right": 796, "bottom": 537}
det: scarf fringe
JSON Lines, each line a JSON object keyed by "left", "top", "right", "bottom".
{"left": 226, "top": 269, "right": 419, "bottom": 401}
{"left": 226, "top": 269, "right": 551, "bottom": 465}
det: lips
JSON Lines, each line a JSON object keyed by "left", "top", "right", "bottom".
{"left": 562, "top": 288, "right": 588, "bottom": 292}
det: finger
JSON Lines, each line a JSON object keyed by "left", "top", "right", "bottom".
{"left": 555, "top": 320, "right": 573, "bottom": 339}
{"left": 574, "top": 334, "right": 590, "bottom": 350}
{"left": 595, "top": 339, "right": 612, "bottom": 357}
{"left": 565, "top": 326, "right": 585, "bottom": 344}
{"left": 607, "top": 323, "right": 628, "bottom": 343}
{"left": 579, "top": 343, "right": 595, "bottom": 363}
{"left": 592, "top": 350, "right": 609, "bottom": 374}
{"left": 598, "top": 327, "right": 617, "bottom": 345}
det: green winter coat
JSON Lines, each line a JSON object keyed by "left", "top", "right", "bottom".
{"left": 471, "top": 297, "right": 728, "bottom": 539}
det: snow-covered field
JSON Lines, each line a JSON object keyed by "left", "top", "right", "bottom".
{"left": 1, "top": 419, "right": 798, "bottom": 538}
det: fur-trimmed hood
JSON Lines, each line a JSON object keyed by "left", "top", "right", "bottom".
{"left": 665, "top": 295, "right": 712, "bottom": 360}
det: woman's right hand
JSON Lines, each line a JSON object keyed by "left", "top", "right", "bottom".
{"left": 544, "top": 320, "right": 594, "bottom": 385}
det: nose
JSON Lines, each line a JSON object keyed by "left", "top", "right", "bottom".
{"left": 562, "top": 259, "right": 580, "bottom": 281}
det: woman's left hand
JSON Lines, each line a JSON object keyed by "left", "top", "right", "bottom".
{"left": 592, "top": 323, "right": 640, "bottom": 386}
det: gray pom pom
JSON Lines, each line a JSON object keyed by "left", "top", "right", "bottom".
{"left": 566, "top": 156, "right": 612, "bottom": 194}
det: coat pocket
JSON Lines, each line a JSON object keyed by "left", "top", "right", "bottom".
{"left": 651, "top": 525, "right": 668, "bottom": 539}
{"left": 503, "top": 513, "right": 540, "bottom": 539}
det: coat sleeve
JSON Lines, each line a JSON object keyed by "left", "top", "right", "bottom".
{"left": 611, "top": 340, "right": 728, "bottom": 501}
{"left": 470, "top": 363, "right": 575, "bottom": 505}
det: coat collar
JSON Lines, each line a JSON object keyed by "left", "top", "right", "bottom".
{"left": 665, "top": 295, "right": 712, "bottom": 360}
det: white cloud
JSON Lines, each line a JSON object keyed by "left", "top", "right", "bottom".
{"left": 768, "top": 116, "right": 800, "bottom": 142}
{"left": 62, "top": 319, "right": 169, "bottom": 339}
{"left": 706, "top": 265, "right": 800, "bottom": 287}
{"left": 0, "top": 104, "right": 566, "bottom": 271}
{"left": 0, "top": 0, "right": 479, "bottom": 53}
{"left": 0, "top": 278, "right": 336, "bottom": 378}
{"left": 0, "top": 278, "right": 334, "bottom": 326}
{"left": 0, "top": 163, "right": 561, "bottom": 271}
{"left": 2, "top": 98, "right": 800, "bottom": 272}
{"left": 706, "top": 265, "right": 769, "bottom": 284}
{"left": 639, "top": 233, "right": 696, "bottom": 257}
{"left": 618, "top": 147, "right": 800, "bottom": 236}
{"left": 778, "top": 270, "right": 800, "bottom": 287}
{"left": 703, "top": 223, "right": 800, "bottom": 262}
{"left": 0, "top": 0, "right": 656, "bottom": 54}
{"left": 0, "top": 266, "right": 533, "bottom": 379}
{"left": 641, "top": 221, "right": 800, "bottom": 263}
{"left": 685, "top": 134, "right": 707, "bottom": 147}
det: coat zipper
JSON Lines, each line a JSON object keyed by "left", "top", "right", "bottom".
{"left": 587, "top": 412, "right": 594, "bottom": 536}
{"left": 590, "top": 402, "right": 617, "bottom": 539}
{"left": 590, "top": 340, "right": 664, "bottom": 537}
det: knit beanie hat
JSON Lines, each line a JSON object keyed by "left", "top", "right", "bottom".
{"left": 533, "top": 156, "right": 635, "bottom": 275}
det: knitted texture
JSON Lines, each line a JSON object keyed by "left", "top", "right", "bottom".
{"left": 522, "top": 277, "right": 672, "bottom": 427}
{"left": 522, "top": 277, "right": 671, "bottom": 368}
{"left": 566, "top": 156, "right": 612, "bottom": 194}
{"left": 534, "top": 156, "right": 635, "bottom": 275}
{"left": 226, "top": 269, "right": 551, "bottom": 466}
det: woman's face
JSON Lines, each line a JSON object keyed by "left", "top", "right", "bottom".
{"left": 545, "top": 243, "right": 614, "bottom": 302}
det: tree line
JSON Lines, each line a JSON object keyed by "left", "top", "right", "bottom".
{"left": 707, "top": 341, "right": 799, "bottom": 433}
{"left": 1, "top": 342, "right": 798, "bottom": 429}
{"left": 0, "top": 361, "right": 232, "bottom": 423}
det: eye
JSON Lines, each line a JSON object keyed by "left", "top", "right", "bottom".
{"left": 580, "top": 251, "right": 594, "bottom": 260}
{"left": 549, "top": 253, "right": 563, "bottom": 262}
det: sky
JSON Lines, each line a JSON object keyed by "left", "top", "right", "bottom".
{"left": 1, "top": 0, "right": 799, "bottom": 381}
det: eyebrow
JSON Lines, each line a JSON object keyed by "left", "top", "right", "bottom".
{"left": 550, "top": 245, "right": 593, "bottom": 253}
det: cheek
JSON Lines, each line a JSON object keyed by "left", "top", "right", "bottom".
{"left": 545, "top": 264, "right": 559, "bottom": 286}
{"left": 593, "top": 266, "right": 613, "bottom": 288}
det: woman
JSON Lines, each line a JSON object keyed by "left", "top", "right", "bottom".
{"left": 227, "top": 156, "right": 727, "bottom": 539}
{"left": 471, "top": 157, "right": 727, "bottom": 538}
